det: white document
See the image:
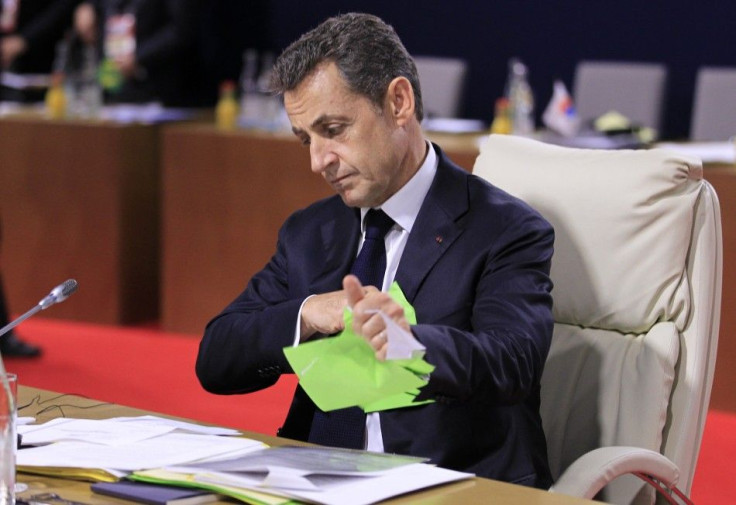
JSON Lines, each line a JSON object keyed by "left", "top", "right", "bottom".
{"left": 160, "top": 446, "right": 472, "bottom": 505}
{"left": 287, "top": 463, "right": 472, "bottom": 505}
{"left": 17, "top": 432, "right": 265, "bottom": 471}
{"left": 168, "top": 462, "right": 472, "bottom": 505}
{"left": 107, "top": 415, "right": 241, "bottom": 436}
{"left": 18, "top": 418, "right": 174, "bottom": 446}
{"left": 367, "top": 310, "right": 426, "bottom": 360}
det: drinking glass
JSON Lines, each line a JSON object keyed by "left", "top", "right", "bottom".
{"left": 0, "top": 373, "right": 17, "bottom": 505}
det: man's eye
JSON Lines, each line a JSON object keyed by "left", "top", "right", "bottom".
{"left": 299, "top": 136, "right": 311, "bottom": 146}
{"left": 325, "top": 125, "right": 345, "bottom": 137}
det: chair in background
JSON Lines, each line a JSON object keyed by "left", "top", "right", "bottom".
{"left": 473, "top": 135, "right": 722, "bottom": 504}
{"left": 690, "top": 66, "right": 736, "bottom": 141}
{"left": 412, "top": 55, "right": 468, "bottom": 118}
{"left": 573, "top": 61, "right": 668, "bottom": 134}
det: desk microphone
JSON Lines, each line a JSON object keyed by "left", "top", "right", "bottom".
{"left": 0, "top": 279, "right": 78, "bottom": 340}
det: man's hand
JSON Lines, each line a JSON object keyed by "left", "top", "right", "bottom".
{"left": 299, "top": 290, "right": 349, "bottom": 341}
{"left": 344, "top": 274, "right": 412, "bottom": 360}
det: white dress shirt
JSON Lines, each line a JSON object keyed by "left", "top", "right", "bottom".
{"left": 296, "top": 141, "right": 438, "bottom": 452}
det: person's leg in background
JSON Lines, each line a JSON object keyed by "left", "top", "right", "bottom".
{"left": 0, "top": 274, "right": 41, "bottom": 358}
{"left": 0, "top": 217, "right": 41, "bottom": 358}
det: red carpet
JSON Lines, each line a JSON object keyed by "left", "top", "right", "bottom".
{"left": 4, "top": 317, "right": 731, "bottom": 502}
{"left": 4, "top": 318, "right": 297, "bottom": 435}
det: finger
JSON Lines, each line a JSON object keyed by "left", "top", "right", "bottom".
{"left": 361, "top": 312, "right": 386, "bottom": 338}
{"left": 369, "top": 329, "right": 388, "bottom": 350}
{"left": 375, "top": 339, "right": 389, "bottom": 361}
{"left": 343, "top": 274, "right": 365, "bottom": 308}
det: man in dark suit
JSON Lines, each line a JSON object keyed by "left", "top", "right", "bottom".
{"left": 196, "top": 13, "right": 554, "bottom": 488}
{"left": 73, "top": 0, "right": 201, "bottom": 106}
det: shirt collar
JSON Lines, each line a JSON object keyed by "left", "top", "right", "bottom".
{"left": 361, "top": 141, "right": 438, "bottom": 233}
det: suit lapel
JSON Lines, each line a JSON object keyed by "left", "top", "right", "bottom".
{"left": 395, "top": 148, "right": 470, "bottom": 302}
{"left": 310, "top": 205, "right": 361, "bottom": 293}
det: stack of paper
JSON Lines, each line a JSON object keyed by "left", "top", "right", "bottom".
{"left": 17, "top": 416, "right": 264, "bottom": 481}
{"left": 17, "top": 416, "right": 474, "bottom": 504}
{"left": 132, "top": 446, "right": 474, "bottom": 505}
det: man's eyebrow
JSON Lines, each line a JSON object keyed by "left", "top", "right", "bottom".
{"left": 292, "top": 115, "right": 351, "bottom": 136}
{"left": 311, "top": 114, "right": 349, "bottom": 128}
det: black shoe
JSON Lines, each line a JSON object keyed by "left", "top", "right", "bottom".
{"left": 0, "top": 333, "right": 41, "bottom": 358}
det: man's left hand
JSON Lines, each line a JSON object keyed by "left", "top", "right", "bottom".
{"left": 343, "top": 274, "right": 413, "bottom": 360}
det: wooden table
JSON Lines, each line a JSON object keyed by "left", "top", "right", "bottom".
{"left": 15, "top": 386, "right": 595, "bottom": 505}
{"left": 0, "top": 116, "right": 160, "bottom": 325}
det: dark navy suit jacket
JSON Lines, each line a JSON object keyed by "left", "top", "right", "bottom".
{"left": 196, "top": 145, "right": 555, "bottom": 488}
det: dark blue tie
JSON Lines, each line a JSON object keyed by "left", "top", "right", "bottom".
{"left": 307, "top": 208, "right": 395, "bottom": 449}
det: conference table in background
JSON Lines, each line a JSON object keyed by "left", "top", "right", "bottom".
{"left": 16, "top": 385, "right": 597, "bottom": 505}
{"left": 0, "top": 116, "right": 161, "bottom": 325}
{"left": 159, "top": 126, "right": 736, "bottom": 414}
{"left": 2, "top": 115, "right": 735, "bottom": 413}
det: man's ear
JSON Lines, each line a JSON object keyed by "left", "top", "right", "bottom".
{"left": 386, "top": 76, "right": 415, "bottom": 125}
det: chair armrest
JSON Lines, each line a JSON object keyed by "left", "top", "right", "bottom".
{"left": 549, "top": 446, "right": 680, "bottom": 499}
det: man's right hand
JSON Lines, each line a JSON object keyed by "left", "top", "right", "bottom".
{"left": 299, "top": 290, "right": 348, "bottom": 341}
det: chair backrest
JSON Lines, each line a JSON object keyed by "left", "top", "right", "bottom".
{"left": 690, "top": 66, "right": 736, "bottom": 141}
{"left": 472, "top": 135, "right": 721, "bottom": 504}
{"left": 573, "top": 61, "right": 668, "bottom": 134}
{"left": 412, "top": 55, "right": 468, "bottom": 118}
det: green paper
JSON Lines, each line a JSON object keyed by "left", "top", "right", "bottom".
{"left": 283, "top": 282, "right": 434, "bottom": 412}
{"left": 388, "top": 281, "right": 416, "bottom": 324}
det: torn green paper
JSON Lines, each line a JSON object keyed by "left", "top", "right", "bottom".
{"left": 283, "top": 282, "right": 434, "bottom": 412}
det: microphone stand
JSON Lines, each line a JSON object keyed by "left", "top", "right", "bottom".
{"left": 0, "top": 304, "right": 43, "bottom": 414}
{"left": 0, "top": 279, "right": 78, "bottom": 456}
{"left": 0, "top": 305, "right": 42, "bottom": 342}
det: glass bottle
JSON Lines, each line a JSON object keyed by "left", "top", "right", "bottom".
{"left": 490, "top": 97, "right": 512, "bottom": 135}
{"left": 45, "top": 72, "right": 67, "bottom": 120}
{"left": 506, "top": 58, "right": 535, "bottom": 136}
{"left": 216, "top": 80, "right": 239, "bottom": 130}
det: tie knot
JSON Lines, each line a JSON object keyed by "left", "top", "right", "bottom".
{"left": 364, "top": 209, "right": 394, "bottom": 240}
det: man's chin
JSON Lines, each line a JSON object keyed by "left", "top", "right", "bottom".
{"left": 338, "top": 191, "right": 365, "bottom": 208}
{"left": 336, "top": 188, "right": 382, "bottom": 208}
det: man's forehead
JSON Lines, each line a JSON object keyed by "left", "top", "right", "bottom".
{"left": 285, "top": 66, "right": 376, "bottom": 129}
{"left": 284, "top": 65, "right": 343, "bottom": 111}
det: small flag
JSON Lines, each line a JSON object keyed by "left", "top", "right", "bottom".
{"left": 542, "top": 80, "right": 580, "bottom": 137}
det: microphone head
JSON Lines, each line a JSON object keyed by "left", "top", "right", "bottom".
{"left": 59, "top": 279, "right": 78, "bottom": 298}
{"left": 38, "top": 279, "right": 79, "bottom": 309}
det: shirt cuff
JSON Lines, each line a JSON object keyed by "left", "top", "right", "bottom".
{"left": 293, "top": 295, "right": 316, "bottom": 347}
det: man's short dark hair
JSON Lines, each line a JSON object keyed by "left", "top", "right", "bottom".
{"left": 270, "top": 12, "right": 424, "bottom": 121}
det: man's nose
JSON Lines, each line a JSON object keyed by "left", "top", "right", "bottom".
{"left": 309, "top": 138, "right": 338, "bottom": 174}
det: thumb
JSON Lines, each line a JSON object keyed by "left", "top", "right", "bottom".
{"left": 343, "top": 274, "right": 365, "bottom": 309}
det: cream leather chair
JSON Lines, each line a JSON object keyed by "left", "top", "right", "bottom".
{"left": 473, "top": 135, "right": 722, "bottom": 504}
